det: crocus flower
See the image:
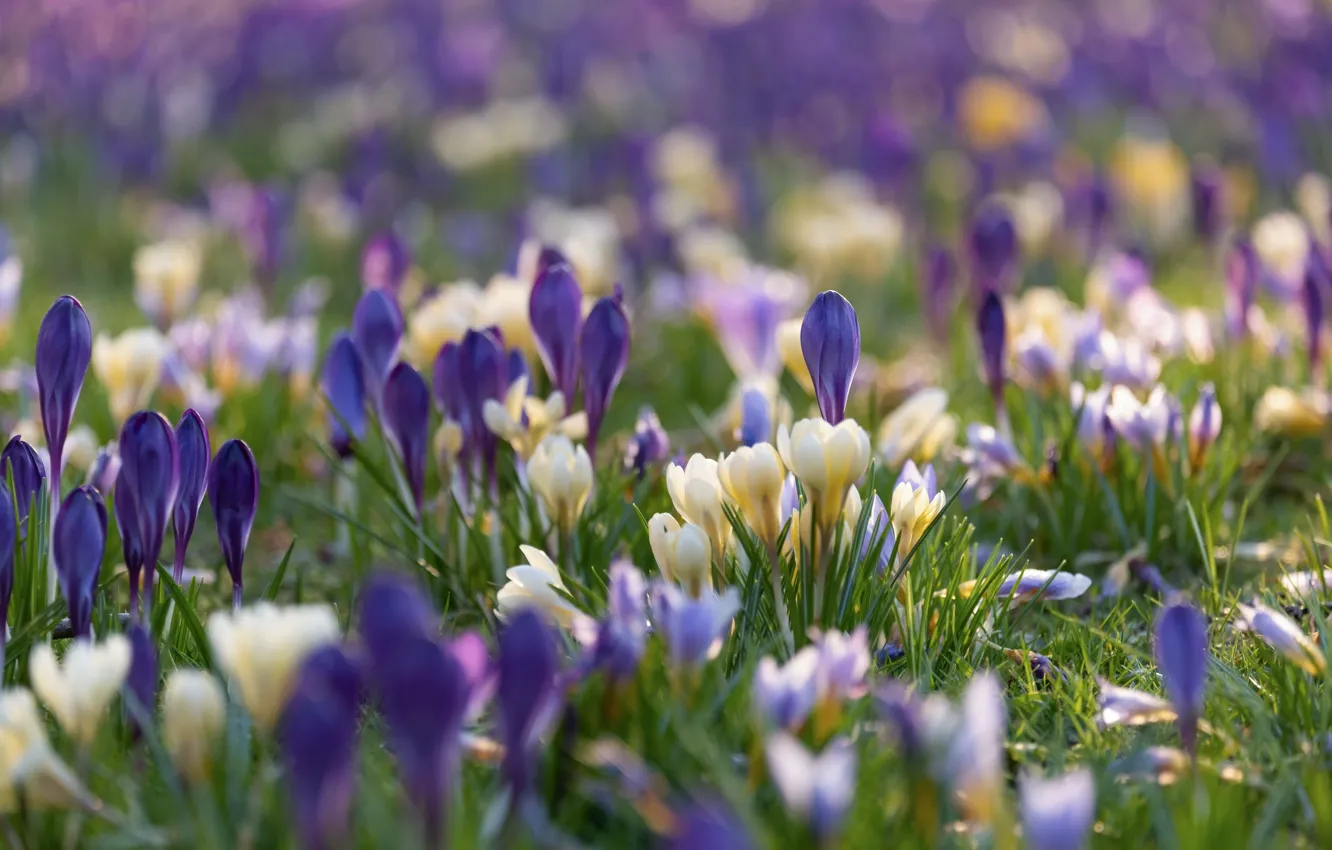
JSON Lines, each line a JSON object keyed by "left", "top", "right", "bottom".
{"left": 624, "top": 407, "right": 669, "bottom": 478}
{"left": 351, "top": 288, "right": 403, "bottom": 408}
{"left": 1234, "top": 602, "right": 1326, "bottom": 675}
{"left": 813, "top": 627, "right": 871, "bottom": 704}
{"left": 526, "top": 434, "right": 593, "bottom": 534}
{"left": 650, "top": 580, "right": 740, "bottom": 669}
{"left": 800, "top": 290, "right": 860, "bottom": 425}
{"left": 29, "top": 635, "right": 131, "bottom": 747}
{"left": 1253, "top": 386, "right": 1328, "bottom": 437}
{"left": 890, "top": 475, "right": 946, "bottom": 562}
{"left": 280, "top": 651, "right": 362, "bottom": 850}
{"left": 172, "top": 409, "right": 210, "bottom": 582}
{"left": 1105, "top": 385, "right": 1172, "bottom": 453}
{"left": 124, "top": 624, "right": 157, "bottom": 740}
{"left": 381, "top": 363, "right": 431, "bottom": 517}
{"left": 52, "top": 486, "right": 107, "bottom": 640}
{"left": 498, "top": 609, "right": 560, "bottom": 799}
{"left": 668, "top": 802, "right": 756, "bottom": 850}
{"left": 497, "top": 545, "right": 585, "bottom": 629}
{"left": 113, "top": 483, "right": 142, "bottom": 620}
{"left": 1096, "top": 680, "right": 1177, "bottom": 729}
{"left": 976, "top": 290, "right": 1007, "bottom": 412}
{"left": 91, "top": 327, "right": 170, "bottom": 422}
{"left": 117, "top": 411, "right": 179, "bottom": 618}
{"left": 765, "top": 733, "right": 857, "bottom": 841}
{"left": 579, "top": 292, "right": 631, "bottom": 460}
{"left": 361, "top": 232, "right": 410, "bottom": 293}
{"left": 2, "top": 436, "right": 44, "bottom": 529}
{"left": 921, "top": 245, "right": 955, "bottom": 341}
{"left": 209, "top": 439, "right": 258, "bottom": 610}
{"left": 1187, "top": 384, "right": 1221, "bottom": 469}
{"left": 857, "top": 492, "right": 895, "bottom": 574}
{"left": 529, "top": 264, "right": 583, "bottom": 401}
{"left": 666, "top": 454, "right": 732, "bottom": 563}
{"left": 955, "top": 569, "right": 1093, "bottom": 605}
{"left": 585, "top": 561, "right": 649, "bottom": 681}
{"left": 0, "top": 486, "right": 12, "bottom": 656}
{"left": 648, "top": 514, "right": 712, "bottom": 596}
{"left": 754, "top": 649, "right": 820, "bottom": 730}
{"left": 1070, "top": 382, "right": 1113, "bottom": 462}
{"left": 207, "top": 602, "right": 339, "bottom": 732}
{"left": 736, "top": 385, "right": 773, "bottom": 447}
{"left": 357, "top": 572, "right": 441, "bottom": 659}
{"left": 945, "top": 672, "right": 1007, "bottom": 822}
{"left": 1019, "top": 768, "right": 1096, "bottom": 850}
{"left": 482, "top": 376, "right": 587, "bottom": 461}
{"left": 36, "top": 296, "right": 92, "bottom": 496}
{"left": 1154, "top": 600, "right": 1208, "bottom": 755}
{"left": 969, "top": 204, "right": 1019, "bottom": 294}
{"left": 719, "top": 443, "right": 786, "bottom": 547}
{"left": 1225, "top": 238, "right": 1257, "bottom": 338}
{"left": 321, "top": 334, "right": 366, "bottom": 460}
{"left": 0, "top": 687, "right": 96, "bottom": 810}
{"left": 133, "top": 240, "right": 201, "bottom": 329}
{"left": 83, "top": 445, "right": 119, "bottom": 498}
{"left": 1280, "top": 570, "right": 1332, "bottom": 598}
{"left": 458, "top": 328, "right": 509, "bottom": 488}
{"left": 777, "top": 419, "right": 871, "bottom": 534}
{"left": 875, "top": 388, "right": 957, "bottom": 468}
{"left": 162, "top": 669, "right": 226, "bottom": 782}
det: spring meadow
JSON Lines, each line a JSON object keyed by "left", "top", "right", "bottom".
{"left": 6, "top": 1, "right": 1332, "bottom": 848}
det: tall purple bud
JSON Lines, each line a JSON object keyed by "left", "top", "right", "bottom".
{"left": 2, "top": 436, "right": 45, "bottom": 531}
{"left": 968, "top": 204, "right": 1019, "bottom": 295}
{"left": 36, "top": 296, "right": 92, "bottom": 548}
{"left": 579, "top": 292, "right": 631, "bottom": 462}
{"left": 351, "top": 289, "right": 403, "bottom": 410}
{"left": 800, "top": 291, "right": 861, "bottom": 425}
{"left": 321, "top": 334, "right": 367, "bottom": 460}
{"left": 52, "top": 486, "right": 107, "bottom": 640}
{"left": 1154, "top": 600, "right": 1208, "bottom": 757}
{"left": 361, "top": 231, "right": 410, "bottom": 294}
{"left": 921, "top": 245, "right": 955, "bottom": 342}
{"left": 976, "top": 291, "right": 1007, "bottom": 413}
{"left": 529, "top": 264, "right": 584, "bottom": 400}
{"left": 1190, "top": 163, "right": 1224, "bottom": 243}
{"left": 458, "top": 329, "right": 508, "bottom": 491}
{"left": 1303, "top": 251, "right": 1326, "bottom": 372}
{"left": 117, "top": 411, "right": 179, "bottom": 619}
{"left": 498, "top": 609, "right": 559, "bottom": 801}
{"left": 381, "top": 363, "right": 431, "bottom": 518}
{"left": 534, "top": 245, "right": 569, "bottom": 280}
{"left": 172, "top": 410, "right": 210, "bottom": 583}
{"left": 0, "top": 484, "right": 13, "bottom": 659}
{"left": 1226, "top": 238, "right": 1258, "bottom": 339}
{"left": 125, "top": 624, "right": 157, "bottom": 741}
{"left": 208, "top": 439, "right": 258, "bottom": 610}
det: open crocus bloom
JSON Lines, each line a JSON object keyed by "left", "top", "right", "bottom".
{"left": 497, "top": 545, "right": 586, "bottom": 630}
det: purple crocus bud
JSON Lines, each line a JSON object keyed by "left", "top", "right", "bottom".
{"left": 1154, "top": 600, "right": 1208, "bottom": 755}
{"left": 0, "top": 484, "right": 13, "bottom": 657}
{"left": 736, "top": 386, "right": 772, "bottom": 447}
{"left": 624, "top": 407, "right": 669, "bottom": 478}
{"left": 580, "top": 292, "right": 631, "bottom": 461}
{"left": 1187, "top": 384, "right": 1221, "bottom": 469}
{"left": 1303, "top": 253, "right": 1325, "bottom": 371}
{"left": 351, "top": 289, "right": 403, "bottom": 409}
{"left": 242, "top": 186, "right": 284, "bottom": 284}
{"left": 589, "top": 561, "right": 648, "bottom": 681}
{"left": 281, "top": 647, "right": 362, "bottom": 850}
{"left": 361, "top": 231, "right": 410, "bottom": 293}
{"left": 85, "top": 445, "right": 121, "bottom": 496}
{"left": 36, "top": 296, "right": 92, "bottom": 494}
{"left": 52, "top": 486, "right": 107, "bottom": 639}
{"left": 321, "top": 334, "right": 366, "bottom": 461}
{"left": 859, "top": 493, "right": 895, "bottom": 574}
{"left": 1019, "top": 768, "right": 1096, "bottom": 850}
{"left": 753, "top": 649, "right": 819, "bottom": 730}
{"left": 1226, "top": 238, "right": 1257, "bottom": 338}
{"left": 968, "top": 204, "right": 1019, "bottom": 294}
{"left": 535, "top": 245, "right": 569, "bottom": 280}
{"left": 208, "top": 439, "right": 258, "bottom": 610}
{"left": 357, "top": 571, "right": 439, "bottom": 660}
{"left": 172, "top": 410, "right": 210, "bottom": 583}
{"left": 2, "top": 436, "right": 45, "bottom": 529}
{"left": 976, "top": 290, "right": 1007, "bottom": 410}
{"left": 507, "top": 349, "right": 529, "bottom": 392}
{"left": 650, "top": 581, "right": 741, "bottom": 669}
{"left": 432, "top": 341, "right": 466, "bottom": 420}
{"left": 801, "top": 290, "right": 860, "bottom": 425}
{"left": 668, "top": 803, "right": 756, "bottom": 850}
{"left": 118, "top": 411, "right": 180, "bottom": 619}
{"left": 125, "top": 623, "right": 157, "bottom": 740}
{"left": 498, "top": 609, "right": 559, "bottom": 799}
{"left": 921, "top": 245, "right": 955, "bottom": 341}
{"left": 765, "top": 733, "right": 857, "bottom": 841}
{"left": 458, "top": 329, "right": 508, "bottom": 488}
{"left": 381, "top": 363, "right": 430, "bottom": 517}
{"left": 529, "top": 264, "right": 584, "bottom": 401}
{"left": 1190, "top": 164, "right": 1224, "bottom": 243}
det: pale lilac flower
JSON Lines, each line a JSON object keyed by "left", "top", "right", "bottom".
{"left": 586, "top": 561, "right": 649, "bottom": 681}
{"left": 1088, "top": 332, "right": 1161, "bottom": 389}
{"left": 1105, "top": 386, "right": 1172, "bottom": 453}
{"left": 1070, "top": 381, "right": 1113, "bottom": 460}
{"left": 753, "top": 649, "right": 820, "bottom": 730}
{"left": 650, "top": 581, "right": 740, "bottom": 669}
{"left": 812, "top": 627, "right": 871, "bottom": 702}
{"left": 964, "top": 424, "right": 1024, "bottom": 471}
{"left": 1187, "top": 383, "right": 1222, "bottom": 469}
{"left": 765, "top": 733, "right": 857, "bottom": 841}
{"left": 1014, "top": 327, "right": 1064, "bottom": 390}
{"left": 1019, "top": 768, "right": 1096, "bottom": 850}
{"left": 1234, "top": 602, "right": 1326, "bottom": 675}
{"left": 1280, "top": 570, "right": 1332, "bottom": 598}
{"left": 945, "top": 672, "right": 1007, "bottom": 820}
{"left": 995, "top": 569, "right": 1093, "bottom": 604}
{"left": 895, "top": 460, "right": 938, "bottom": 500}
{"left": 1155, "top": 601, "right": 1208, "bottom": 755}
{"left": 1096, "top": 680, "right": 1177, "bottom": 729}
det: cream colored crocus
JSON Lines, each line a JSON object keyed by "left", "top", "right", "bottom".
{"left": 777, "top": 419, "right": 871, "bottom": 533}
{"left": 775, "top": 318, "right": 813, "bottom": 392}
{"left": 666, "top": 454, "right": 733, "bottom": 564}
{"left": 29, "top": 636, "right": 131, "bottom": 748}
{"left": 526, "top": 434, "right": 594, "bottom": 535}
{"left": 497, "top": 545, "right": 584, "bottom": 628}
{"left": 890, "top": 479, "right": 946, "bottom": 561}
{"left": 1253, "top": 211, "right": 1310, "bottom": 290}
{"left": 92, "top": 327, "right": 170, "bottom": 422}
{"left": 1253, "top": 386, "right": 1328, "bottom": 438}
{"left": 207, "top": 603, "right": 339, "bottom": 732}
{"left": 434, "top": 419, "right": 464, "bottom": 479}
{"left": 161, "top": 669, "right": 226, "bottom": 783}
{"left": 648, "top": 514, "right": 713, "bottom": 596}
{"left": 483, "top": 376, "right": 589, "bottom": 460}
{"left": 404, "top": 283, "right": 483, "bottom": 367}
{"left": 0, "top": 688, "right": 94, "bottom": 813}
{"left": 876, "top": 388, "right": 958, "bottom": 468}
{"left": 133, "top": 239, "right": 202, "bottom": 327}
{"left": 718, "top": 443, "right": 786, "bottom": 546}
{"left": 480, "top": 274, "right": 537, "bottom": 355}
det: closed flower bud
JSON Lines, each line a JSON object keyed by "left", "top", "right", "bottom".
{"left": 890, "top": 479, "right": 946, "bottom": 561}
{"left": 666, "top": 454, "right": 732, "bottom": 564}
{"left": 36, "top": 296, "right": 92, "bottom": 491}
{"left": 321, "top": 334, "right": 366, "bottom": 460}
{"left": 527, "top": 434, "right": 593, "bottom": 534}
{"left": 172, "top": 409, "right": 211, "bottom": 582}
{"left": 351, "top": 288, "right": 403, "bottom": 409}
{"left": 162, "top": 669, "right": 226, "bottom": 782}
{"left": 209, "top": 439, "right": 259, "bottom": 610}
{"left": 381, "top": 363, "right": 431, "bottom": 516}
{"left": 800, "top": 290, "right": 860, "bottom": 425}
{"left": 29, "top": 635, "right": 132, "bottom": 747}
{"left": 529, "top": 264, "right": 584, "bottom": 401}
{"left": 207, "top": 602, "right": 340, "bottom": 732}
{"left": 1187, "top": 383, "right": 1222, "bottom": 470}
{"left": 718, "top": 443, "right": 786, "bottom": 546}
{"left": 648, "top": 514, "right": 713, "bottom": 596}
{"left": 579, "top": 292, "right": 631, "bottom": 461}
{"left": 776, "top": 419, "right": 871, "bottom": 533}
